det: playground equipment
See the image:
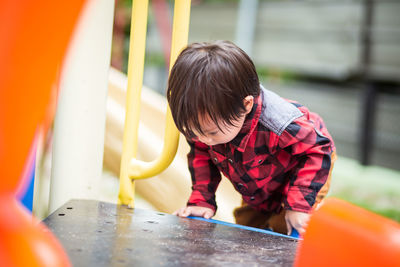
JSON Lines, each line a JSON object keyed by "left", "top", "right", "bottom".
{"left": 118, "top": 0, "right": 190, "bottom": 208}
{"left": 296, "top": 198, "right": 400, "bottom": 267}
{"left": 0, "top": 0, "right": 86, "bottom": 265}
{"left": 48, "top": 0, "right": 115, "bottom": 214}
{"left": 43, "top": 199, "right": 299, "bottom": 266}
{"left": 2, "top": 0, "right": 400, "bottom": 266}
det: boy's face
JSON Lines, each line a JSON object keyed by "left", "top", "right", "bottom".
{"left": 191, "top": 96, "right": 253, "bottom": 146}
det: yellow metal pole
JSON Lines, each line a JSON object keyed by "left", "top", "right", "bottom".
{"left": 118, "top": 0, "right": 149, "bottom": 207}
{"left": 119, "top": 0, "right": 191, "bottom": 207}
{"left": 128, "top": 0, "right": 191, "bottom": 179}
{"left": 168, "top": 0, "right": 192, "bottom": 72}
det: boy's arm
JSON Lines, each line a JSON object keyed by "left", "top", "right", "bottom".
{"left": 186, "top": 140, "right": 222, "bottom": 213}
{"left": 278, "top": 117, "right": 334, "bottom": 214}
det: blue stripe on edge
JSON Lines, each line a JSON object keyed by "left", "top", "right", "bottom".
{"left": 187, "top": 216, "right": 301, "bottom": 240}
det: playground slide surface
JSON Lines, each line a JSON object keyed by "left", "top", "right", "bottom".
{"left": 44, "top": 199, "right": 298, "bottom": 266}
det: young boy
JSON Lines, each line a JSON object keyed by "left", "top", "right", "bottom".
{"left": 167, "top": 41, "right": 336, "bottom": 235}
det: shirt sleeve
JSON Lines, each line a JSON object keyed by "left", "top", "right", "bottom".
{"left": 186, "top": 140, "right": 222, "bottom": 212}
{"left": 278, "top": 116, "right": 334, "bottom": 213}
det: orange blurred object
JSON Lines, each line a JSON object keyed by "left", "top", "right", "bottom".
{"left": 0, "top": 0, "right": 86, "bottom": 266}
{"left": 0, "top": 195, "right": 71, "bottom": 266}
{"left": 295, "top": 198, "right": 400, "bottom": 267}
{"left": 0, "top": 0, "right": 85, "bottom": 194}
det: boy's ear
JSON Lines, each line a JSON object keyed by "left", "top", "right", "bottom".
{"left": 243, "top": 95, "right": 254, "bottom": 114}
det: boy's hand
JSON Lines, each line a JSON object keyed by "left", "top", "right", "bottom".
{"left": 173, "top": 206, "right": 215, "bottom": 219}
{"left": 285, "top": 210, "right": 310, "bottom": 236}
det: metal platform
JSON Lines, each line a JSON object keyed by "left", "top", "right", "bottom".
{"left": 43, "top": 199, "right": 298, "bottom": 266}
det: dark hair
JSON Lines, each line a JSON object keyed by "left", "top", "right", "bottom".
{"left": 167, "top": 40, "right": 260, "bottom": 138}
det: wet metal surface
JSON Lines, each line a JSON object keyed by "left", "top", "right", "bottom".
{"left": 44, "top": 199, "right": 298, "bottom": 266}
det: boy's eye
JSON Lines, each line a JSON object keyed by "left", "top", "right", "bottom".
{"left": 209, "top": 132, "right": 218, "bottom": 136}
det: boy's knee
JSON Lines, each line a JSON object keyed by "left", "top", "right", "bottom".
{"left": 233, "top": 203, "right": 270, "bottom": 229}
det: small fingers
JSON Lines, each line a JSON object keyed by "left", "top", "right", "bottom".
{"left": 295, "top": 224, "right": 305, "bottom": 235}
{"left": 173, "top": 207, "right": 188, "bottom": 217}
{"left": 182, "top": 207, "right": 192, "bottom": 217}
{"left": 285, "top": 219, "right": 293, "bottom": 236}
{"left": 292, "top": 219, "right": 308, "bottom": 235}
{"left": 285, "top": 210, "right": 310, "bottom": 236}
{"left": 296, "top": 217, "right": 310, "bottom": 234}
{"left": 203, "top": 209, "right": 213, "bottom": 219}
{"left": 172, "top": 206, "right": 214, "bottom": 219}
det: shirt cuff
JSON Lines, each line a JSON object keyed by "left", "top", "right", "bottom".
{"left": 284, "top": 186, "right": 316, "bottom": 213}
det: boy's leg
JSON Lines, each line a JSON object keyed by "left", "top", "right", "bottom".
{"left": 233, "top": 203, "right": 271, "bottom": 229}
{"left": 234, "top": 151, "right": 337, "bottom": 234}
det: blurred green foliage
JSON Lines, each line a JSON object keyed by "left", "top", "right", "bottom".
{"left": 329, "top": 156, "right": 400, "bottom": 222}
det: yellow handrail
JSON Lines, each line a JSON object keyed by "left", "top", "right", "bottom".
{"left": 118, "top": 0, "right": 191, "bottom": 207}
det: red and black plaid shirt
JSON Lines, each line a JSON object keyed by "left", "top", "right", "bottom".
{"left": 186, "top": 87, "right": 335, "bottom": 214}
